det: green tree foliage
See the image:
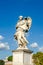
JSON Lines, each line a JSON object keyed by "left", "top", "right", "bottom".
{"left": 32, "top": 52, "right": 43, "bottom": 65}
{"left": 7, "top": 56, "right": 13, "bottom": 61}
{"left": 0, "top": 60, "right": 5, "bottom": 65}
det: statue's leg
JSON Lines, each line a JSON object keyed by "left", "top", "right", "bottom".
{"left": 18, "top": 39, "right": 22, "bottom": 47}
{"left": 18, "top": 38, "right": 25, "bottom": 48}
{"left": 20, "top": 37, "right": 27, "bottom": 47}
{"left": 17, "top": 32, "right": 23, "bottom": 47}
{"left": 22, "top": 33, "right": 29, "bottom": 44}
{"left": 18, "top": 37, "right": 26, "bottom": 47}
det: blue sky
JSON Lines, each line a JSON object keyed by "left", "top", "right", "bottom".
{"left": 0, "top": 0, "right": 43, "bottom": 59}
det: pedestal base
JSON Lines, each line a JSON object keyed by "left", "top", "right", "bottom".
{"left": 12, "top": 49, "right": 33, "bottom": 65}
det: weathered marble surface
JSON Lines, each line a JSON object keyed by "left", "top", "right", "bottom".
{"left": 12, "top": 49, "right": 33, "bottom": 65}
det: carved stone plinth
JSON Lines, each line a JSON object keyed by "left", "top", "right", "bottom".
{"left": 12, "top": 49, "right": 33, "bottom": 65}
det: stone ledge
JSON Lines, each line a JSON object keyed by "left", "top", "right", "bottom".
{"left": 12, "top": 49, "right": 33, "bottom": 53}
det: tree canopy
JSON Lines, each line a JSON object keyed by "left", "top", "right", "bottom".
{"left": 32, "top": 52, "right": 43, "bottom": 65}
{"left": 7, "top": 56, "right": 13, "bottom": 61}
{"left": 0, "top": 60, "right": 5, "bottom": 65}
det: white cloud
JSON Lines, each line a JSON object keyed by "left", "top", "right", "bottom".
{"left": 0, "top": 35, "right": 4, "bottom": 40}
{"left": 39, "top": 47, "right": 43, "bottom": 52}
{"left": 30, "top": 42, "right": 38, "bottom": 48}
{"left": 0, "top": 42, "right": 10, "bottom": 50}
{"left": 30, "top": 42, "right": 43, "bottom": 52}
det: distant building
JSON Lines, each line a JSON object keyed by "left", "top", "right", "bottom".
{"left": 4, "top": 57, "right": 12, "bottom": 65}
{"left": 5, "top": 61, "right": 12, "bottom": 65}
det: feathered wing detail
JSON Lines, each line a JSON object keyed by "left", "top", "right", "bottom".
{"left": 27, "top": 17, "right": 32, "bottom": 30}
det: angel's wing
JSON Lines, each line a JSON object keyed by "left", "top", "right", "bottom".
{"left": 27, "top": 17, "right": 32, "bottom": 30}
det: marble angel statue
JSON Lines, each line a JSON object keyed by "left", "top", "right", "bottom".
{"left": 14, "top": 16, "right": 32, "bottom": 48}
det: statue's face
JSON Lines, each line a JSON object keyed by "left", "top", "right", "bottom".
{"left": 19, "top": 16, "right": 23, "bottom": 20}
{"left": 20, "top": 17, "right": 22, "bottom": 20}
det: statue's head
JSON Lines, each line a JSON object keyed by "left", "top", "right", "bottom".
{"left": 19, "top": 16, "right": 23, "bottom": 20}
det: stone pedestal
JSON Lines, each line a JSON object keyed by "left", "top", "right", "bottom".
{"left": 12, "top": 48, "right": 33, "bottom": 65}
